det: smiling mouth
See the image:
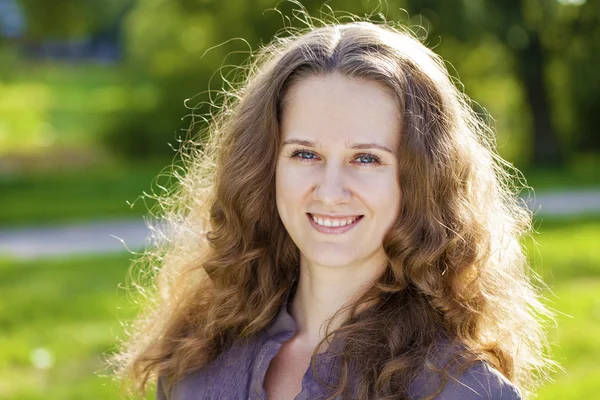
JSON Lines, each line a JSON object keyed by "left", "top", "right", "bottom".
{"left": 307, "top": 213, "right": 364, "bottom": 234}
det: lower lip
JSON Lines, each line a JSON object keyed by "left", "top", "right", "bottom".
{"left": 307, "top": 214, "right": 364, "bottom": 234}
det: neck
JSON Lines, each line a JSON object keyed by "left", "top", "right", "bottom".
{"left": 289, "top": 253, "right": 387, "bottom": 350}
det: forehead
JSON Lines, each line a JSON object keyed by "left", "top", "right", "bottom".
{"left": 280, "top": 74, "right": 400, "bottom": 149}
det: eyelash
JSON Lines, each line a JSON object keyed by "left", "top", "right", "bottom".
{"left": 287, "top": 148, "right": 382, "bottom": 165}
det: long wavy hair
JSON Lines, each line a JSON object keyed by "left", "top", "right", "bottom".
{"left": 112, "top": 16, "right": 557, "bottom": 400}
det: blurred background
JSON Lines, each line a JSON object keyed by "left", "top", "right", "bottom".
{"left": 0, "top": 0, "right": 598, "bottom": 398}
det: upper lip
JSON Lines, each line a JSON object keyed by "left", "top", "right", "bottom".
{"left": 308, "top": 213, "right": 363, "bottom": 218}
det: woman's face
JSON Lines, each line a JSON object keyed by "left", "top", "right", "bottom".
{"left": 276, "top": 74, "right": 401, "bottom": 269}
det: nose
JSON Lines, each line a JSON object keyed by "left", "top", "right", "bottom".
{"left": 312, "top": 163, "right": 351, "bottom": 205}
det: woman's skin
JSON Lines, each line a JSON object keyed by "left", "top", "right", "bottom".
{"left": 274, "top": 73, "right": 402, "bottom": 356}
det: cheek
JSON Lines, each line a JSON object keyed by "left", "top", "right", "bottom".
{"left": 363, "top": 174, "right": 401, "bottom": 219}
{"left": 277, "top": 162, "right": 312, "bottom": 190}
{"left": 360, "top": 172, "right": 399, "bottom": 197}
{"left": 386, "top": 185, "right": 402, "bottom": 221}
{"left": 275, "top": 163, "right": 306, "bottom": 214}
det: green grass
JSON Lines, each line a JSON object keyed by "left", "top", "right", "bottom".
{"left": 0, "top": 253, "right": 155, "bottom": 400}
{"left": 521, "top": 155, "right": 600, "bottom": 191}
{"left": 522, "top": 215, "right": 600, "bottom": 397}
{"left": 536, "top": 279, "right": 600, "bottom": 400}
{"left": 527, "top": 214, "right": 600, "bottom": 281}
{"left": 0, "top": 216, "right": 598, "bottom": 398}
{"left": 0, "top": 160, "right": 171, "bottom": 227}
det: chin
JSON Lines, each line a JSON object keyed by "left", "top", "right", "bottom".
{"left": 304, "top": 248, "right": 360, "bottom": 268}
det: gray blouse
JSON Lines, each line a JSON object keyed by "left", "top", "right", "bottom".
{"left": 156, "top": 288, "right": 522, "bottom": 400}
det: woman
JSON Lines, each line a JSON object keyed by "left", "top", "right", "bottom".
{"left": 113, "top": 18, "right": 556, "bottom": 400}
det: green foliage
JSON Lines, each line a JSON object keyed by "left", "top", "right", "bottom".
{"left": 102, "top": 0, "right": 268, "bottom": 159}
{"left": 16, "top": 0, "right": 133, "bottom": 39}
{"left": 102, "top": 0, "right": 414, "bottom": 159}
{"left": 0, "top": 63, "right": 134, "bottom": 156}
{"left": 4, "top": 0, "right": 600, "bottom": 166}
{"left": 554, "top": 0, "right": 600, "bottom": 152}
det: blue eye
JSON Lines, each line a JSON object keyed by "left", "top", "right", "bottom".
{"left": 299, "top": 151, "right": 317, "bottom": 159}
{"left": 355, "top": 153, "right": 380, "bottom": 164}
{"left": 290, "top": 150, "right": 318, "bottom": 160}
{"left": 288, "top": 149, "right": 381, "bottom": 166}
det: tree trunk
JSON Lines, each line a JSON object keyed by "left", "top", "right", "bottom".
{"left": 515, "top": 32, "right": 563, "bottom": 167}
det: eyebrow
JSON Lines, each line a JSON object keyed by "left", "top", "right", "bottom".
{"left": 282, "top": 139, "right": 394, "bottom": 154}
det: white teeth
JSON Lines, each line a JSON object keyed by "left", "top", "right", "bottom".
{"left": 311, "top": 215, "right": 359, "bottom": 227}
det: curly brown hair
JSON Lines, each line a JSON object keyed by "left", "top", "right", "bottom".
{"left": 111, "top": 14, "right": 557, "bottom": 400}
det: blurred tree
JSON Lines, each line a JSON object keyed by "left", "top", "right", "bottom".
{"left": 554, "top": 0, "right": 600, "bottom": 154}
{"left": 406, "top": 0, "right": 564, "bottom": 167}
{"left": 104, "top": 0, "right": 332, "bottom": 159}
{"left": 95, "top": 0, "right": 597, "bottom": 166}
{"left": 485, "top": 0, "right": 565, "bottom": 166}
{"left": 16, "top": 0, "right": 132, "bottom": 39}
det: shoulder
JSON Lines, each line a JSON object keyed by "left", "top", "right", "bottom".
{"left": 409, "top": 360, "right": 522, "bottom": 400}
{"left": 439, "top": 361, "right": 522, "bottom": 400}
{"left": 156, "top": 375, "right": 167, "bottom": 400}
{"left": 154, "top": 336, "right": 261, "bottom": 400}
